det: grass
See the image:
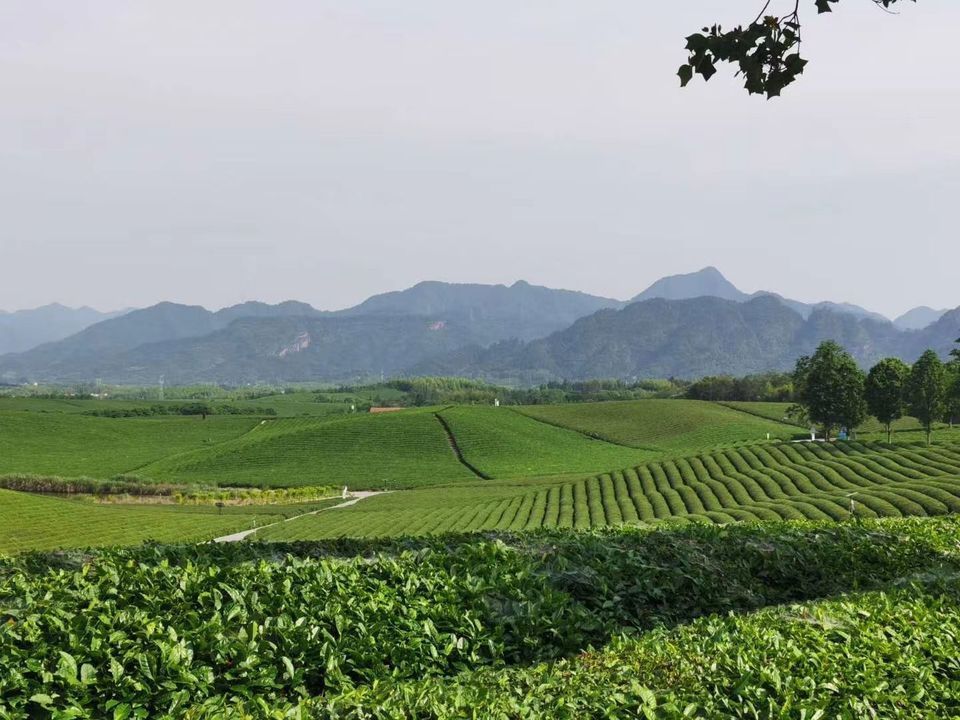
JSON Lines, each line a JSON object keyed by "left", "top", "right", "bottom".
{"left": 259, "top": 439, "right": 960, "bottom": 540}
{"left": 518, "top": 399, "right": 800, "bottom": 453}
{"left": 0, "top": 411, "right": 258, "bottom": 478}
{"left": 139, "top": 410, "right": 476, "bottom": 489}
{"left": 437, "top": 406, "right": 652, "bottom": 478}
{"left": 0, "top": 489, "right": 273, "bottom": 553}
{"left": 257, "top": 478, "right": 567, "bottom": 541}
{"left": 3, "top": 517, "right": 959, "bottom": 716}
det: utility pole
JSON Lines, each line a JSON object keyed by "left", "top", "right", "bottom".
{"left": 158, "top": 375, "right": 165, "bottom": 401}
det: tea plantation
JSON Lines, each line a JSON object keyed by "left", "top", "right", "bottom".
{"left": 3, "top": 395, "right": 960, "bottom": 716}
{"left": 259, "top": 439, "right": 960, "bottom": 540}
{"left": 518, "top": 399, "right": 799, "bottom": 451}
{"left": 3, "top": 519, "right": 960, "bottom": 717}
{"left": 0, "top": 490, "right": 344, "bottom": 554}
{"left": 138, "top": 411, "right": 478, "bottom": 489}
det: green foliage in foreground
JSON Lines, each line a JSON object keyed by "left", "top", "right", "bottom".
{"left": 1, "top": 518, "right": 959, "bottom": 717}
{"left": 680, "top": 1, "right": 916, "bottom": 99}
{"left": 319, "top": 577, "right": 960, "bottom": 719}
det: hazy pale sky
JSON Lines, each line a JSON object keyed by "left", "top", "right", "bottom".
{"left": 1, "top": 1, "right": 957, "bottom": 318}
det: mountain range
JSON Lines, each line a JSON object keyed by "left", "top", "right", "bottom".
{"left": 1, "top": 268, "right": 956, "bottom": 385}
{"left": 0, "top": 305, "right": 128, "bottom": 356}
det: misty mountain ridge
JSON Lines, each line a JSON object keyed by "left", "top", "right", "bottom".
{"left": 339, "top": 279, "right": 623, "bottom": 346}
{"left": 418, "top": 295, "right": 956, "bottom": 383}
{"left": 0, "top": 304, "right": 128, "bottom": 356}
{"left": 1, "top": 269, "right": 956, "bottom": 385}
{"left": 632, "top": 267, "right": 891, "bottom": 325}
{"left": 894, "top": 306, "right": 950, "bottom": 331}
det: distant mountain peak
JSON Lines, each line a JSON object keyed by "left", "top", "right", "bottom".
{"left": 894, "top": 306, "right": 949, "bottom": 331}
{"left": 632, "top": 266, "right": 746, "bottom": 304}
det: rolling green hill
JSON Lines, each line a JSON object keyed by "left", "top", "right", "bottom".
{"left": 0, "top": 411, "right": 258, "bottom": 478}
{"left": 518, "top": 399, "right": 799, "bottom": 452}
{"left": 140, "top": 411, "right": 476, "bottom": 489}
{"left": 437, "top": 406, "right": 652, "bottom": 478}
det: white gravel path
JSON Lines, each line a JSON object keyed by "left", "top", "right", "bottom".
{"left": 213, "top": 491, "right": 386, "bottom": 543}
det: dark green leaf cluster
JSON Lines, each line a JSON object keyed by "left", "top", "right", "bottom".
{"left": 317, "top": 573, "right": 960, "bottom": 718}
{"left": 1, "top": 518, "right": 956, "bottom": 716}
{"left": 682, "top": 1, "right": 917, "bottom": 97}
{"left": 679, "top": 17, "right": 808, "bottom": 98}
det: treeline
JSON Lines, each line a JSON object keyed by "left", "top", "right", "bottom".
{"left": 85, "top": 403, "right": 278, "bottom": 418}
{"left": 793, "top": 339, "right": 960, "bottom": 443}
{"left": 685, "top": 373, "right": 796, "bottom": 402}
{"left": 331, "top": 377, "right": 688, "bottom": 408}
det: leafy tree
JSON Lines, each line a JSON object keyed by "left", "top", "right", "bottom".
{"left": 681, "top": 1, "right": 917, "bottom": 98}
{"left": 906, "top": 350, "right": 946, "bottom": 445}
{"left": 865, "top": 358, "right": 909, "bottom": 444}
{"left": 944, "top": 363, "right": 960, "bottom": 428}
{"left": 945, "top": 338, "right": 960, "bottom": 427}
{"left": 793, "top": 341, "right": 866, "bottom": 440}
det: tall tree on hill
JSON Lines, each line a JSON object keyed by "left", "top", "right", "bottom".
{"left": 865, "top": 358, "right": 909, "bottom": 444}
{"left": 793, "top": 341, "right": 866, "bottom": 441}
{"left": 944, "top": 363, "right": 960, "bottom": 428}
{"left": 945, "top": 338, "right": 960, "bottom": 428}
{"left": 681, "top": 1, "right": 917, "bottom": 98}
{"left": 906, "top": 350, "right": 946, "bottom": 445}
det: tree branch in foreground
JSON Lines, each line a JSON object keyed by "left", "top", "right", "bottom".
{"left": 679, "top": 1, "right": 915, "bottom": 98}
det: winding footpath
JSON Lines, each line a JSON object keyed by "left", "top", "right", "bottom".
{"left": 213, "top": 491, "right": 386, "bottom": 543}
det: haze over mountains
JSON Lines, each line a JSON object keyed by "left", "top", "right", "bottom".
{"left": 1, "top": 268, "right": 956, "bottom": 385}
{"left": 0, "top": 305, "right": 127, "bottom": 356}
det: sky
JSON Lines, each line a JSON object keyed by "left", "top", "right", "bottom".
{"left": 1, "top": 1, "right": 957, "bottom": 319}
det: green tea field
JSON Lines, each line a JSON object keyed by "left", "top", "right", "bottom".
{"left": 519, "top": 399, "right": 800, "bottom": 452}
{"left": 4, "top": 393, "right": 960, "bottom": 717}
{"left": 0, "top": 411, "right": 258, "bottom": 478}
{"left": 258, "top": 439, "right": 960, "bottom": 540}
{"left": 0, "top": 489, "right": 345, "bottom": 554}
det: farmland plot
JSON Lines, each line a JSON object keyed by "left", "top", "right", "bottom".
{"left": 261, "top": 440, "right": 960, "bottom": 540}
{"left": 518, "top": 399, "right": 799, "bottom": 453}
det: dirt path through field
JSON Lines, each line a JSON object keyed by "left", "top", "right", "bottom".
{"left": 213, "top": 491, "right": 386, "bottom": 543}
